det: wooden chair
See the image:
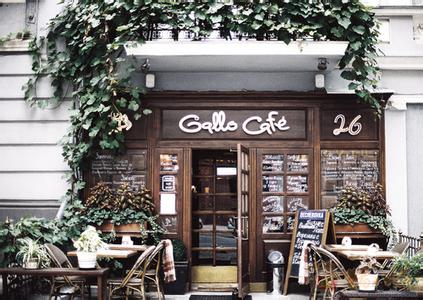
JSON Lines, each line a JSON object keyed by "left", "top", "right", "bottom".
{"left": 44, "top": 243, "right": 86, "bottom": 300}
{"left": 308, "top": 244, "right": 356, "bottom": 300}
{"left": 107, "top": 245, "right": 155, "bottom": 300}
{"left": 140, "top": 240, "right": 165, "bottom": 300}
{"left": 380, "top": 241, "right": 410, "bottom": 271}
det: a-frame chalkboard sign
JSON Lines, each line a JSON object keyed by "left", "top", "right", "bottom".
{"left": 283, "top": 209, "right": 336, "bottom": 295}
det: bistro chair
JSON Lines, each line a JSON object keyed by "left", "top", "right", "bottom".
{"left": 140, "top": 240, "right": 166, "bottom": 300}
{"left": 44, "top": 243, "right": 86, "bottom": 300}
{"left": 108, "top": 245, "right": 155, "bottom": 300}
{"left": 380, "top": 241, "right": 410, "bottom": 271}
{"left": 308, "top": 244, "right": 356, "bottom": 300}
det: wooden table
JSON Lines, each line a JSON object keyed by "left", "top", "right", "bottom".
{"left": 336, "top": 250, "right": 399, "bottom": 261}
{"left": 325, "top": 244, "right": 370, "bottom": 252}
{"left": 106, "top": 244, "right": 148, "bottom": 251}
{"left": 67, "top": 249, "right": 138, "bottom": 258}
{"left": 0, "top": 267, "right": 109, "bottom": 300}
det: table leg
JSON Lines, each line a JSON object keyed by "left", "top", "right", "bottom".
{"left": 2, "top": 274, "right": 7, "bottom": 298}
{"left": 97, "top": 274, "right": 106, "bottom": 300}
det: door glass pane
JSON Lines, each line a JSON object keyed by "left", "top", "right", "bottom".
{"left": 263, "top": 175, "right": 284, "bottom": 192}
{"left": 287, "top": 175, "right": 308, "bottom": 193}
{"left": 263, "top": 216, "right": 284, "bottom": 233}
{"left": 193, "top": 194, "right": 214, "bottom": 211}
{"left": 216, "top": 251, "right": 237, "bottom": 265}
{"left": 262, "top": 196, "right": 284, "bottom": 213}
{"left": 216, "top": 176, "right": 236, "bottom": 193}
{"left": 216, "top": 231, "right": 236, "bottom": 248}
{"left": 216, "top": 215, "right": 236, "bottom": 231}
{"left": 215, "top": 195, "right": 237, "bottom": 211}
{"left": 192, "top": 215, "right": 213, "bottom": 230}
{"left": 192, "top": 251, "right": 213, "bottom": 265}
{"left": 160, "top": 154, "right": 178, "bottom": 171}
{"left": 192, "top": 231, "right": 213, "bottom": 248}
{"left": 262, "top": 154, "right": 284, "bottom": 172}
{"left": 287, "top": 154, "right": 308, "bottom": 172}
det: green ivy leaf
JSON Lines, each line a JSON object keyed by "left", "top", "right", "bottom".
{"left": 128, "top": 101, "right": 139, "bottom": 111}
{"left": 352, "top": 25, "right": 365, "bottom": 35}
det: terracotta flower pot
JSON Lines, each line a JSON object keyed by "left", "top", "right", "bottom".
{"left": 356, "top": 273, "right": 378, "bottom": 291}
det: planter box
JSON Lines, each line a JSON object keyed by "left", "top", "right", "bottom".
{"left": 96, "top": 222, "right": 145, "bottom": 237}
{"left": 163, "top": 261, "right": 188, "bottom": 295}
{"left": 335, "top": 223, "right": 381, "bottom": 237}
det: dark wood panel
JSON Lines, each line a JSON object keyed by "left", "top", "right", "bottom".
{"left": 162, "top": 110, "right": 307, "bottom": 140}
{"left": 320, "top": 110, "right": 379, "bottom": 141}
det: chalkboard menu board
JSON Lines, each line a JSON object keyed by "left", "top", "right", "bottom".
{"left": 262, "top": 154, "right": 284, "bottom": 172}
{"left": 262, "top": 175, "right": 284, "bottom": 192}
{"left": 321, "top": 150, "right": 379, "bottom": 208}
{"left": 90, "top": 150, "right": 148, "bottom": 191}
{"left": 283, "top": 209, "right": 335, "bottom": 295}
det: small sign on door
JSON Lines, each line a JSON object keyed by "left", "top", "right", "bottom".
{"left": 161, "top": 175, "right": 176, "bottom": 192}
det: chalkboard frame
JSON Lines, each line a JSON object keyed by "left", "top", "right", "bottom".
{"left": 283, "top": 209, "right": 336, "bottom": 295}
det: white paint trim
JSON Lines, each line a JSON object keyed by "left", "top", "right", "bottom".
{"left": 377, "top": 56, "right": 423, "bottom": 70}
{"left": 385, "top": 110, "right": 409, "bottom": 234}
{"left": 374, "top": 7, "right": 423, "bottom": 16}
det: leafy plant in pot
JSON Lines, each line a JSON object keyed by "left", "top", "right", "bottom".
{"left": 164, "top": 239, "right": 188, "bottom": 295}
{"left": 16, "top": 238, "right": 50, "bottom": 269}
{"left": 331, "top": 184, "right": 394, "bottom": 238}
{"left": 73, "top": 226, "right": 105, "bottom": 269}
{"left": 391, "top": 253, "right": 423, "bottom": 291}
{"left": 355, "top": 256, "right": 382, "bottom": 291}
{"left": 82, "top": 182, "right": 164, "bottom": 243}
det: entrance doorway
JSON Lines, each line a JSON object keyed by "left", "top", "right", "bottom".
{"left": 191, "top": 150, "right": 238, "bottom": 289}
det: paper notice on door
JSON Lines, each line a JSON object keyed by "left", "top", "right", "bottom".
{"left": 160, "top": 193, "right": 176, "bottom": 214}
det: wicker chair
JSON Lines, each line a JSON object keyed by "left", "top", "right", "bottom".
{"left": 44, "top": 243, "right": 86, "bottom": 300}
{"left": 107, "top": 245, "right": 155, "bottom": 300}
{"left": 140, "top": 240, "right": 165, "bottom": 300}
{"left": 308, "top": 244, "right": 356, "bottom": 300}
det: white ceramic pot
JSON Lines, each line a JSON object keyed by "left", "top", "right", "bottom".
{"left": 76, "top": 252, "right": 97, "bottom": 269}
{"left": 24, "top": 259, "right": 39, "bottom": 269}
{"left": 356, "top": 273, "right": 378, "bottom": 291}
{"left": 411, "top": 277, "right": 423, "bottom": 292}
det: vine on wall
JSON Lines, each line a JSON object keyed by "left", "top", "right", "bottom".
{"left": 23, "top": 0, "right": 381, "bottom": 209}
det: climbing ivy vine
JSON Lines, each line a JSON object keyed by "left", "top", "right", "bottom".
{"left": 23, "top": 0, "right": 382, "bottom": 207}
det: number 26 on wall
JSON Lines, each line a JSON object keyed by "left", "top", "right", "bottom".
{"left": 332, "top": 114, "right": 362, "bottom": 136}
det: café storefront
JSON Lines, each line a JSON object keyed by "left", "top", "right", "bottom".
{"left": 88, "top": 91, "right": 389, "bottom": 293}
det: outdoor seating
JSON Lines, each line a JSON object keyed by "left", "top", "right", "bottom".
{"left": 308, "top": 244, "right": 356, "bottom": 300}
{"left": 140, "top": 240, "right": 166, "bottom": 300}
{"left": 107, "top": 245, "right": 155, "bottom": 300}
{"left": 45, "top": 243, "right": 86, "bottom": 300}
{"left": 379, "top": 241, "right": 410, "bottom": 277}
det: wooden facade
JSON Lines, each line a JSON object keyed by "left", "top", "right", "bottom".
{"left": 87, "top": 92, "right": 389, "bottom": 288}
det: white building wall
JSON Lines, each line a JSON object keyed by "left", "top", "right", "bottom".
{"left": 0, "top": 0, "right": 69, "bottom": 220}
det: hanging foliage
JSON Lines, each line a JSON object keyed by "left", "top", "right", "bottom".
{"left": 23, "top": 0, "right": 382, "bottom": 207}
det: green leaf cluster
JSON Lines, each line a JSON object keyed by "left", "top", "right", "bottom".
{"left": 392, "top": 253, "right": 423, "bottom": 288}
{"left": 21, "top": 1, "right": 383, "bottom": 235}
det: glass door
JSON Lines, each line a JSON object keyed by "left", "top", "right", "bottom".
{"left": 191, "top": 150, "right": 238, "bottom": 287}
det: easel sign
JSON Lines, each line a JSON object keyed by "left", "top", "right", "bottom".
{"left": 283, "top": 209, "right": 335, "bottom": 295}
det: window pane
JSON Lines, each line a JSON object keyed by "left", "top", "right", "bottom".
{"left": 192, "top": 231, "right": 213, "bottom": 248}
{"left": 193, "top": 194, "right": 214, "bottom": 211}
{"left": 263, "top": 216, "right": 284, "bottom": 233}
{"left": 263, "top": 175, "right": 284, "bottom": 192}
{"left": 262, "top": 196, "right": 284, "bottom": 213}
{"left": 287, "top": 175, "right": 308, "bottom": 193}
{"left": 287, "top": 154, "right": 308, "bottom": 172}
{"left": 262, "top": 154, "right": 284, "bottom": 172}
{"left": 216, "top": 176, "right": 236, "bottom": 193}
{"left": 192, "top": 215, "right": 213, "bottom": 230}
{"left": 287, "top": 196, "right": 309, "bottom": 212}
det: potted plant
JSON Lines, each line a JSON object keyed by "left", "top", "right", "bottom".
{"left": 164, "top": 239, "right": 188, "bottom": 295}
{"left": 331, "top": 184, "right": 394, "bottom": 238}
{"left": 82, "top": 182, "right": 163, "bottom": 243}
{"left": 15, "top": 238, "right": 50, "bottom": 269}
{"left": 391, "top": 253, "right": 423, "bottom": 291}
{"left": 355, "top": 256, "right": 382, "bottom": 291}
{"left": 73, "top": 226, "right": 105, "bottom": 269}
